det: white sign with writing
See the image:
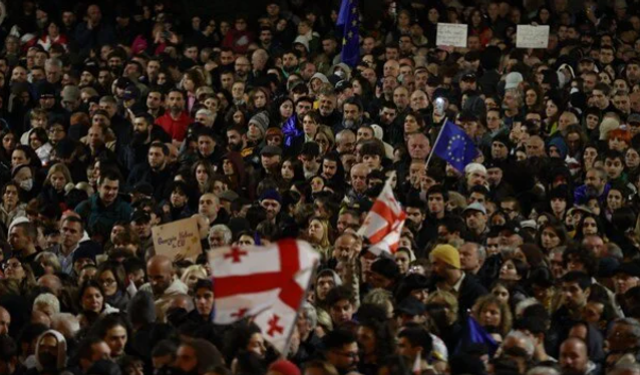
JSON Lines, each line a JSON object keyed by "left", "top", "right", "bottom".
{"left": 516, "top": 25, "right": 550, "bottom": 49}
{"left": 152, "top": 217, "right": 203, "bottom": 262}
{"left": 436, "top": 23, "right": 468, "bottom": 48}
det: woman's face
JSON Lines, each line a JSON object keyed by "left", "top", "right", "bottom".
{"left": 395, "top": 251, "right": 411, "bottom": 274}
{"left": 308, "top": 219, "right": 324, "bottom": 242}
{"left": 303, "top": 115, "right": 318, "bottom": 136}
{"left": 222, "top": 159, "right": 234, "bottom": 175}
{"left": 11, "top": 149, "right": 28, "bottom": 168}
{"left": 352, "top": 80, "right": 362, "bottom": 96}
{"left": 186, "top": 271, "right": 203, "bottom": 290}
{"left": 525, "top": 89, "right": 537, "bottom": 106}
{"left": 545, "top": 100, "right": 558, "bottom": 118}
{"left": 479, "top": 303, "right": 502, "bottom": 328}
{"left": 471, "top": 11, "right": 482, "bottom": 26}
{"left": 247, "top": 333, "right": 266, "bottom": 358}
{"left": 492, "top": 285, "right": 510, "bottom": 304}
{"left": 170, "top": 189, "right": 187, "bottom": 208}
{"left": 428, "top": 8, "right": 439, "bottom": 23}
{"left": 281, "top": 161, "right": 294, "bottom": 180}
{"left": 50, "top": 172, "right": 66, "bottom": 191}
{"left": 2, "top": 133, "right": 16, "bottom": 153}
{"left": 626, "top": 148, "right": 640, "bottom": 169}
{"left": 48, "top": 23, "right": 59, "bottom": 37}
{"left": 4, "top": 258, "right": 25, "bottom": 280}
{"left": 583, "top": 217, "right": 598, "bottom": 235}
{"left": 183, "top": 78, "right": 195, "bottom": 92}
{"left": 232, "top": 110, "right": 244, "bottom": 125}
{"left": 314, "top": 134, "right": 329, "bottom": 153}
{"left": 550, "top": 198, "right": 567, "bottom": 215}
{"left": 600, "top": 73, "right": 612, "bottom": 85}
{"left": 607, "top": 189, "right": 624, "bottom": 210}
{"left": 499, "top": 260, "right": 521, "bottom": 281}
{"left": 583, "top": 147, "right": 598, "bottom": 170}
{"left": 99, "top": 270, "right": 118, "bottom": 297}
{"left": 539, "top": 9, "right": 550, "bottom": 22}
{"left": 195, "top": 165, "right": 209, "bottom": 184}
{"left": 82, "top": 286, "right": 104, "bottom": 313}
{"left": 280, "top": 100, "right": 294, "bottom": 119}
{"left": 586, "top": 114, "right": 600, "bottom": 130}
{"left": 404, "top": 115, "right": 420, "bottom": 134}
{"left": 254, "top": 91, "right": 267, "bottom": 108}
{"left": 541, "top": 227, "right": 561, "bottom": 249}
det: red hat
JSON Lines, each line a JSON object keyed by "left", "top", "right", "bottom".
{"left": 268, "top": 360, "right": 301, "bottom": 375}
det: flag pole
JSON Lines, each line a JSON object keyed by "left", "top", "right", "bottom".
{"left": 425, "top": 117, "right": 448, "bottom": 170}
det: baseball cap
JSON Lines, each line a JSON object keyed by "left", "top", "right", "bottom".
{"left": 396, "top": 297, "right": 426, "bottom": 316}
{"left": 464, "top": 202, "right": 487, "bottom": 215}
{"left": 123, "top": 85, "right": 140, "bottom": 101}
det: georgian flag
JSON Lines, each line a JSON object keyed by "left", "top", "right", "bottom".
{"left": 210, "top": 239, "right": 319, "bottom": 353}
{"left": 357, "top": 172, "right": 407, "bottom": 255}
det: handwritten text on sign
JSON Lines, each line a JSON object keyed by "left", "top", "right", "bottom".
{"left": 152, "top": 217, "right": 203, "bottom": 262}
{"left": 516, "top": 25, "right": 549, "bottom": 49}
{"left": 436, "top": 23, "right": 468, "bottom": 48}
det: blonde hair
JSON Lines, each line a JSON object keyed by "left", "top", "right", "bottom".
{"left": 472, "top": 294, "right": 513, "bottom": 337}
{"left": 35, "top": 251, "right": 62, "bottom": 273}
{"left": 45, "top": 163, "right": 73, "bottom": 187}
{"left": 180, "top": 265, "right": 208, "bottom": 286}
{"left": 425, "top": 290, "right": 459, "bottom": 324}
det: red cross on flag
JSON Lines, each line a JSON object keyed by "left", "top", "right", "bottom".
{"left": 357, "top": 172, "right": 407, "bottom": 255}
{"left": 210, "top": 239, "right": 319, "bottom": 353}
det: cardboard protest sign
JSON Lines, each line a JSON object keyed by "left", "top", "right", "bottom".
{"left": 516, "top": 25, "right": 550, "bottom": 49}
{"left": 152, "top": 217, "right": 203, "bottom": 262}
{"left": 436, "top": 23, "right": 468, "bottom": 48}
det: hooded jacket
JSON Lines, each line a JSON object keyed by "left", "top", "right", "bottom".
{"left": 34, "top": 330, "right": 70, "bottom": 373}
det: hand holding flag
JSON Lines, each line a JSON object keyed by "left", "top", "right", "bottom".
{"left": 432, "top": 121, "right": 479, "bottom": 172}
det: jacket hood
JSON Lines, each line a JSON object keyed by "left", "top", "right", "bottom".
{"left": 35, "top": 329, "right": 67, "bottom": 371}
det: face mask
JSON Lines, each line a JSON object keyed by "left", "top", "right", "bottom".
{"left": 20, "top": 178, "right": 33, "bottom": 191}
{"left": 39, "top": 353, "right": 57, "bottom": 369}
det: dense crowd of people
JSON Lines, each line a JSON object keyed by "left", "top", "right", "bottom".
{"left": 2, "top": 0, "right": 640, "bottom": 375}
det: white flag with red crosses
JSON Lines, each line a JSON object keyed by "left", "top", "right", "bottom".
{"left": 357, "top": 172, "right": 407, "bottom": 255}
{"left": 210, "top": 239, "right": 319, "bottom": 353}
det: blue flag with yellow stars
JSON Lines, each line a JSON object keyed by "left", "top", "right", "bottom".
{"left": 432, "top": 121, "right": 478, "bottom": 172}
{"left": 337, "top": 0, "right": 359, "bottom": 67}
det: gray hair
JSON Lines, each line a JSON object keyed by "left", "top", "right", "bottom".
{"left": 300, "top": 302, "right": 318, "bottom": 330}
{"left": 613, "top": 318, "right": 640, "bottom": 345}
{"left": 210, "top": 224, "right": 232, "bottom": 245}
{"left": 196, "top": 108, "right": 214, "bottom": 121}
{"left": 505, "top": 330, "right": 535, "bottom": 358}
{"left": 50, "top": 313, "right": 80, "bottom": 338}
{"left": 45, "top": 57, "right": 63, "bottom": 70}
{"left": 608, "top": 363, "right": 640, "bottom": 375}
{"left": 477, "top": 245, "right": 487, "bottom": 262}
{"left": 527, "top": 366, "right": 561, "bottom": 375}
{"left": 33, "top": 293, "right": 60, "bottom": 315}
{"left": 515, "top": 298, "right": 541, "bottom": 318}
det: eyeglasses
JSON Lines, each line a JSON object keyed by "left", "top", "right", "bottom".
{"left": 3, "top": 261, "right": 22, "bottom": 270}
{"left": 335, "top": 350, "right": 358, "bottom": 359}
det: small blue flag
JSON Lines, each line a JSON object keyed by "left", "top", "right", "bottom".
{"left": 336, "top": 0, "right": 359, "bottom": 67}
{"left": 432, "top": 121, "right": 478, "bottom": 172}
{"left": 458, "top": 315, "right": 499, "bottom": 356}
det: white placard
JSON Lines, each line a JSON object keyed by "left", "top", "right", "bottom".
{"left": 516, "top": 25, "right": 550, "bottom": 49}
{"left": 436, "top": 23, "right": 468, "bottom": 48}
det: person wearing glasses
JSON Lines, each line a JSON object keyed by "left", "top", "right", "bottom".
{"left": 323, "top": 329, "right": 359, "bottom": 374}
{"left": 95, "top": 261, "right": 130, "bottom": 310}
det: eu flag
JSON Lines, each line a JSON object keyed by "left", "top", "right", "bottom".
{"left": 432, "top": 121, "right": 478, "bottom": 172}
{"left": 337, "top": 0, "right": 359, "bottom": 67}
{"left": 457, "top": 315, "right": 499, "bottom": 356}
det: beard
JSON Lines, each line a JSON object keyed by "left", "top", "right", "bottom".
{"left": 132, "top": 131, "right": 148, "bottom": 145}
{"left": 228, "top": 142, "right": 243, "bottom": 152}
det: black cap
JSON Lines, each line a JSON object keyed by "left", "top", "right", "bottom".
{"left": 131, "top": 210, "right": 151, "bottom": 224}
{"left": 461, "top": 73, "right": 477, "bottom": 81}
{"left": 615, "top": 262, "right": 640, "bottom": 277}
{"left": 335, "top": 80, "right": 352, "bottom": 93}
{"left": 396, "top": 296, "right": 426, "bottom": 316}
{"left": 260, "top": 145, "right": 282, "bottom": 156}
{"left": 458, "top": 111, "right": 478, "bottom": 122}
{"left": 132, "top": 182, "right": 154, "bottom": 197}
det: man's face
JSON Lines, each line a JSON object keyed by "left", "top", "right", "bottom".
{"left": 337, "top": 213, "right": 358, "bottom": 234}
{"left": 407, "top": 135, "right": 430, "bottom": 160}
{"left": 148, "top": 146, "right": 166, "bottom": 170}
{"left": 343, "top": 104, "right": 360, "bottom": 123}
{"left": 406, "top": 207, "right": 425, "bottom": 226}
{"left": 227, "top": 130, "right": 243, "bottom": 151}
{"left": 487, "top": 168, "right": 503, "bottom": 186}
{"left": 0, "top": 308, "right": 10, "bottom": 336}
{"left": 585, "top": 170, "right": 604, "bottom": 191}
{"left": 89, "top": 341, "right": 111, "bottom": 363}
{"left": 393, "top": 88, "right": 409, "bottom": 110}
{"left": 330, "top": 299, "right": 354, "bottom": 325}
{"left": 99, "top": 178, "right": 119, "bottom": 205}
{"left": 194, "top": 284, "right": 215, "bottom": 316}
{"left": 176, "top": 346, "right": 198, "bottom": 373}
{"left": 604, "top": 157, "right": 624, "bottom": 179}
{"left": 146, "top": 92, "right": 162, "bottom": 110}
{"left": 491, "top": 142, "right": 508, "bottom": 159}
{"left": 329, "top": 342, "right": 359, "bottom": 372}
{"left": 148, "top": 263, "right": 172, "bottom": 296}
{"left": 465, "top": 211, "right": 487, "bottom": 231}
{"left": 220, "top": 51, "right": 235, "bottom": 66}
{"left": 105, "top": 325, "right": 127, "bottom": 357}
{"left": 60, "top": 220, "right": 83, "bottom": 249}
{"left": 261, "top": 199, "right": 281, "bottom": 220}
{"left": 428, "top": 193, "right": 444, "bottom": 214}
{"left": 322, "top": 159, "right": 337, "bottom": 179}
{"left": 379, "top": 107, "right": 397, "bottom": 125}
{"left": 350, "top": 166, "right": 368, "bottom": 193}
{"left": 282, "top": 53, "right": 298, "bottom": 69}
{"left": 459, "top": 243, "right": 479, "bottom": 272}
{"left": 561, "top": 281, "right": 589, "bottom": 309}
{"left": 318, "top": 95, "right": 336, "bottom": 116}
{"left": 197, "top": 136, "right": 215, "bottom": 157}
{"left": 199, "top": 195, "right": 219, "bottom": 217}
{"left": 560, "top": 341, "right": 588, "bottom": 375}
{"left": 166, "top": 92, "right": 185, "bottom": 113}
{"left": 261, "top": 154, "right": 280, "bottom": 170}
